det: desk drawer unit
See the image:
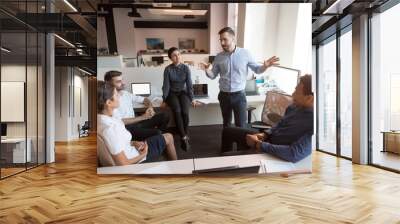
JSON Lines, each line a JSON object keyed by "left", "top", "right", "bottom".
{"left": 383, "top": 132, "right": 400, "bottom": 154}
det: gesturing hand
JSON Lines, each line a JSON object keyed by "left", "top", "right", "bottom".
{"left": 263, "top": 56, "right": 280, "bottom": 68}
{"left": 199, "top": 62, "right": 211, "bottom": 71}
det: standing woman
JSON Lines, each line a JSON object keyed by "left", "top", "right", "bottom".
{"left": 161, "top": 47, "right": 198, "bottom": 151}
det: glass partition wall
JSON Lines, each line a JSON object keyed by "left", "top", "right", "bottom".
{"left": 0, "top": 1, "right": 46, "bottom": 179}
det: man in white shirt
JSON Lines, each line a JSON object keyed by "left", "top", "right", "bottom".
{"left": 104, "top": 71, "right": 170, "bottom": 141}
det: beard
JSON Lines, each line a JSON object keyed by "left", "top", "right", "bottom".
{"left": 116, "top": 83, "right": 125, "bottom": 91}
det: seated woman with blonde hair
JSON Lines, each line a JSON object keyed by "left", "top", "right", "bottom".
{"left": 97, "top": 81, "right": 177, "bottom": 165}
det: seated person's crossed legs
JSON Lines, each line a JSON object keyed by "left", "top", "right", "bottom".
{"left": 126, "top": 111, "right": 170, "bottom": 141}
{"left": 221, "top": 74, "right": 314, "bottom": 163}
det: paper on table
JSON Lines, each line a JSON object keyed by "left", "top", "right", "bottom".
{"left": 138, "top": 162, "right": 172, "bottom": 174}
{"left": 196, "top": 98, "right": 212, "bottom": 105}
{"left": 261, "top": 160, "right": 295, "bottom": 173}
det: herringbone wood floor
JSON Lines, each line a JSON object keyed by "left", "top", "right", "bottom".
{"left": 1, "top": 135, "right": 400, "bottom": 224}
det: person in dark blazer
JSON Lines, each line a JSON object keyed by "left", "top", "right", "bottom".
{"left": 161, "top": 47, "right": 199, "bottom": 151}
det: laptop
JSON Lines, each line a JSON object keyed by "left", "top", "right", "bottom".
{"left": 131, "top": 82, "right": 151, "bottom": 97}
{"left": 193, "top": 84, "right": 209, "bottom": 99}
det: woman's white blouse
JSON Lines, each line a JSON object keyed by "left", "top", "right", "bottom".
{"left": 98, "top": 114, "right": 145, "bottom": 163}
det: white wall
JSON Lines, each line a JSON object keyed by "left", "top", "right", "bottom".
{"left": 112, "top": 8, "right": 210, "bottom": 58}
{"left": 134, "top": 28, "right": 209, "bottom": 52}
{"left": 243, "top": 4, "right": 279, "bottom": 61}
{"left": 113, "top": 8, "right": 137, "bottom": 58}
{"left": 209, "top": 3, "right": 227, "bottom": 55}
{"left": 54, "top": 67, "right": 89, "bottom": 141}
{"left": 242, "top": 3, "right": 312, "bottom": 74}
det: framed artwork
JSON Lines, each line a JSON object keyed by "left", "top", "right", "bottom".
{"left": 178, "top": 38, "right": 195, "bottom": 49}
{"left": 146, "top": 38, "right": 164, "bottom": 50}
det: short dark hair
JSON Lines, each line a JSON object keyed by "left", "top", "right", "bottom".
{"left": 97, "top": 81, "right": 115, "bottom": 113}
{"left": 218, "top": 27, "right": 235, "bottom": 36}
{"left": 167, "top": 47, "right": 179, "bottom": 59}
{"left": 299, "top": 74, "right": 313, "bottom": 96}
{"left": 104, "top": 70, "right": 122, "bottom": 82}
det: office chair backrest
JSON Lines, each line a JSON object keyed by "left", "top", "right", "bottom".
{"left": 262, "top": 91, "right": 292, "bottom": 125}
{"left": 97, "top": 134, "right": 116, "bottom": 167}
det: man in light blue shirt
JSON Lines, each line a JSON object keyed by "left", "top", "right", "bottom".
{"left": 200, "top": 27, "right": 279, "bottom": 127}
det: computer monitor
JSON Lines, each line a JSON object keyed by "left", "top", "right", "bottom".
{"left": 131, "top": 83, "right": 151, "bottom": 97}
{"left": 1, "top": 123, "right": 7, "bottom": 138}
{"left": 193, "top": 84, "right": 208, "bottom": 98}
{"left": 265, "top": 65, "right": 300, "bottom": 95}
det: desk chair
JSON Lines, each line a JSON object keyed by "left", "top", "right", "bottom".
{"left": 78, "top": 121, "right": 90, "bottom": 138}
{"left": 248, "top": 91, "right": 292, "bottom": 131}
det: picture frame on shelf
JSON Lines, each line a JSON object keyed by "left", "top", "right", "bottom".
{"left": 146, "top": 38, "right": 165, "bottom": 50}
{"left": 178, "top": 38, "right": 195, "bottom": 50}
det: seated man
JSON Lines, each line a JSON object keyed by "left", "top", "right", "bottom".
{"left": 221, "top": 75, "right": 313, "bottom": 163}
{"left": 104, "top": 70, "right": 170, "bottom": 141}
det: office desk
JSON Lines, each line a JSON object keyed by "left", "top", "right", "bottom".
{"left": 133, "top": 95, "right": 266, "bottom": 126}
{"left": 381, "top": 131, "right": 400, "bottom": 154}
{"left": 97, "top": 154, "right": 311, "bottom": 175}
{"left": 1, "top": 138, "right": 32, "bottom": 163}
{"left": 133, "top": 95, "right": 265, "bottom": 109}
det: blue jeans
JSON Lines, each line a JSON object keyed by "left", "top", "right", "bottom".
{"left": 218, "top": 90, "right": 247, "bottom": 128}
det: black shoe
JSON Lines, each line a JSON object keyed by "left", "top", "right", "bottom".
{"left": 181, "top": 137, "right": 190, "bottom": 151}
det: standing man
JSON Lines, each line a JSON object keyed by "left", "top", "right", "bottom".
{"left": 104, "top": 70, "right": 170, "bottom": 141}
{"left": 200, "top": 27, "right": 279, "bottom": 127}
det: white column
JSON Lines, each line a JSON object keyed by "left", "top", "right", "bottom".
{"left": 46, "top": 32, "right": 55, "bottom": 163}
{"left": 352, "top": 14, "right": 369, "bottom": 164}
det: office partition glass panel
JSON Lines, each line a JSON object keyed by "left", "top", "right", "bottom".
{"left": 1, "top": 31, "right": 28, "bottom": 178}
{"left": 317, "top": 37, "right": 337, "bottom": 154}
{"left": 37, "top": 32, "right": 45, "bottom": 165}
{"left": 339, "top": 29, "right": 352, "bottom": 158}
{"left": 27, "top": 31, "right": 38, "bottom": 169}
{"left": 26, "top": 0, "right": 40, "bottom": 169}
{"left": 370, "top": 3, "right": 400, "bottom": 171}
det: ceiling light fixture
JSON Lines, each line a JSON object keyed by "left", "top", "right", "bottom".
{"left": 54, "top": 34, "right": 75, "bottom": 48}
{"left": 78, "top": 67, "right": 92, "bottom": 76}
{"left": 1, "top": 47, "right": 11, "bottom": 53}
{"left": 322, "top": 0, "right": 354, "bottom": 14}
{"left": 63, "top": 0, "right": 78, "bottom": 12}
{"left": 148, "top": 8, "right": 207, "bottom": 16}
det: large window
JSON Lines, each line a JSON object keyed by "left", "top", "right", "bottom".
{"left": 317, "top": 26, "right": 353, "bottom": 159}
{"left": 317, "top": 36, "right": 337, "bottom": 154}
{"left": 370, "top": 2, "right": 400, "bottom": 171}
{"left": 340, "top": 28, "right": 352, "bottom": 158}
